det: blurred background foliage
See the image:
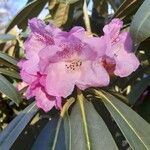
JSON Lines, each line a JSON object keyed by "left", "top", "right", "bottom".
{"left": 0, "top": 0, "right": 150, "bottom": 150}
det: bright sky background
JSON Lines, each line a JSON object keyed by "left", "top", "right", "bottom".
{"left": 0, "top": 0, "right": 47, "bottom": 27}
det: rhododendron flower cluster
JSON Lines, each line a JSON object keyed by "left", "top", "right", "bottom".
{"left": 18, "top": 18, "right": 139, "bottom": 112}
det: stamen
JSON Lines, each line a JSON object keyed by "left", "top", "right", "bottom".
{"left": 65, "top": 60, "right": 82, "bottom": 71}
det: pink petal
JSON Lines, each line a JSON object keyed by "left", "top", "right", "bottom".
{"left": 55, "top": 97, "right": 62, "bottom": 109}
{"left": 46, "top": 62, "right": 80, "bottom": 98}
{"left": 17, "top": 59, "right": 25, "bottom": 68}
{"left": 24, "top": 33, "right": 47, "bottom": 55}
{"left": 38, "top": 45, "right": 63, "bottom": 73}
{"left": 119, "top": 32, "right": 133, "bottom": 52}
{"left": 20, "top": 70, "right": 36, "bottom": 84}
{"left": 103, "top": 18, "right": 123, "bottom": 40}
{"left": 28, "top": 18, "right": 54, "bottom": 44}
{"left": 69, "top": 26, "right": 85, "bottom": 39}
{"left": 35, "top": 87, "right": 55, "bottom": 112}
{"left": 39, "top": 45, "right": 62, "bottom": 59}
{"left": 25, "top": 85, "right": 35, "bottom": 99}
{"left": 80, "top": 43, "right": 97, "bottom": 60}
{"left": 77, "top": 60, "right": 110, "bottom": 90}
{"left": 22, "top": 53, "right": 39, "bottom": 75}
{"left": 114, "top": 46, "right": 140, "bottom": 77}
{"left": 84, "top": 36, "right": 106, "bottom": 57}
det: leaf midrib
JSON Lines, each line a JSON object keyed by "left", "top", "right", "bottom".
{"left": 0, "top": 103, "right": 37, "bottom": 147}
{"left": 100, "top": 92, "right": 149, "bottom": 150}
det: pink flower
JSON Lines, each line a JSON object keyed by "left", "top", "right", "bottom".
{"left": 18, "top": 18, "right": 109, "bottom": 112}
{"left": 40, "top": 25, "right": 109, "bottom": 98}
{"left": 18, "top": 18, "right": 63, "bottom": 112}
{"left": 89, "top": 18, "right": 140, "bottom": 77}
{"left": 18, "top": 63, "right": 61, "bottom": 112}
{"left": 18, "top": 18, "right": 139, "bottom": 112}
{"left": 103, "top": 19, "right": 140, "bottom": 77}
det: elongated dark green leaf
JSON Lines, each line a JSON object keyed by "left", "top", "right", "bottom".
{"left": 63, "top": 113, "right": 71, "bottom": 150}
{"left": 130, "top": 0, "right": 150, "bottom": 44}
{"left": 128, "top": 76, "right": 150, "bottom": 105}
{"left": 0, "top": 34, "right": 16, "bottom": 43}
{"left": 58, "top": 0, "right": 79, "bottom": 4}
{"left": 0, "top": 51, "right": 18, "bottom": 67}
{"left": 32, "top": 116, "right": 66, "bottom": 150}
{"left": 51, "top": 98, "right": 75, "bottom": 150}
{"left": 32, "top": 117, "right": 58, "bottom": 150}
{"left": 0, "top": 68, "right": 20, "bottom": 79}
{"left": 70, "top": 99, "right": 118, "bottom": 150}
{"left": 113, "top": 0, "right": 141, "bottom": 18}
{"left": 5, "top": 0, "right": 49, "bottom": 32}
{"left": 63, "top": 1, "right": 83, "bottom": 30}
{"left": 0, "top": 102, "right": 38, "bottom": 149}
{"left": 32, "top": 98, "right": 74, "bottom": 150}
{"left": 52, "top": 3, "right": 70, "bottom": 27}
{"left": 0, "top": 74, "right": 21, "bottom": 104}
{"left": 95, "top": 90, "right": 150, "bottom": 150}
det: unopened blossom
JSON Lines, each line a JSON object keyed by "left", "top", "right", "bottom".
{"left": 18, "top": 18, "right": 109, "bottom": 111}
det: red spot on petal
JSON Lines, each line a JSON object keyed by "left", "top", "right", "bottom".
{"left": 101, "top": 56, "right": 116, "bottom": 75}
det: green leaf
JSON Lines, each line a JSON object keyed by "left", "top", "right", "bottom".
{"left": 5, "top": 0, "right": 49, "bottom": 32}
{"left": 128, "top": 76, "right": 150, "bottom": 105}
{"left": 0, "top": 34, "right": 16, "bottom": 43}
{"left": 32, "top": 116, "right": 66, "bottom": 150}
{"left": 57, "top": 0, "right": 79, "bottom": 4}
{"left": 52, "top": 3, "right": 70, "bottom": 27}
{"left": 113, "top": 0, "right": 142, "bottom": 19}
{"left": 0, "top": 51, "right": 18, "bottom": 67}
{"left": 33, "top": 98, "right": 74, "bottom": 150}
{"left": 51, "top": 117, "right": 63, "bottom": 149}
{"left": 0, "top": 102, "right": 38, "bottom": 149}
{"left": 95, "top": 90, "right": 150, "bottom": 150}
{"left": 70, "top": 92, "right": 118, "bottom": 150}
{"left": 0, "top": 68, "right": 20, "bottom": 79}
{"left": 0, "top": 74, "right": 22, "bottom": 104}
{"left": 130, "top": 0, "right": 150, "bottom": 44}
{"left": 62, "top": 1, "right": 83, "bottom": 30}
{"left": 63, "top": 113, "right": 71, "bottom": 150}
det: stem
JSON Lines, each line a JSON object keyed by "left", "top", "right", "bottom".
{"left": 83, "top": 0, "right": 92, "bottom": 35}
{"left": 60, "top": 98, "right": 75, "bottom": 117}
{"left": 77, "top": 88, "right": 91, "bottom": 150}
